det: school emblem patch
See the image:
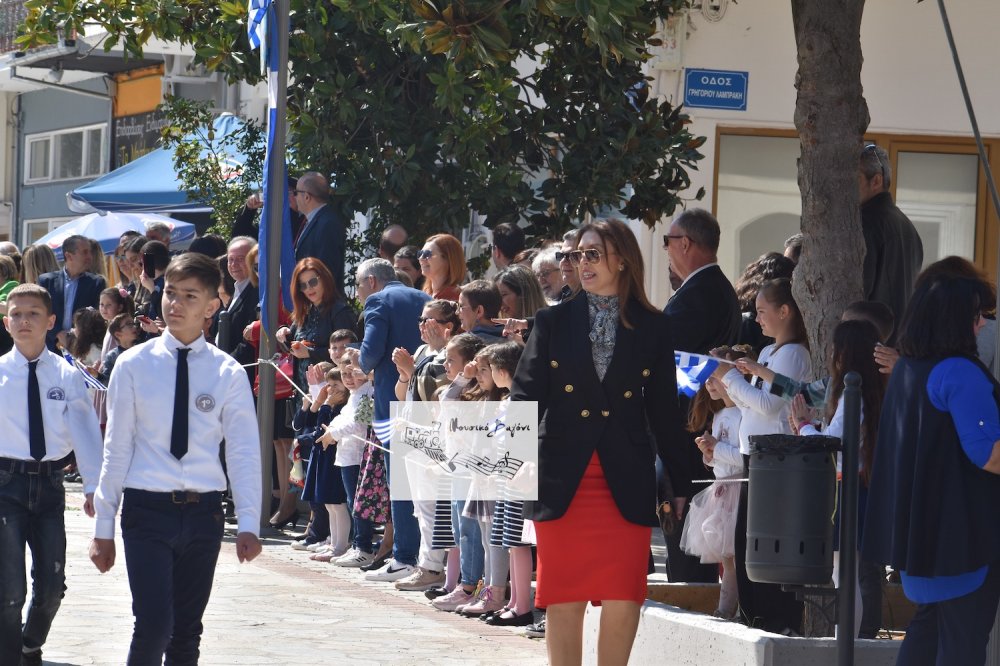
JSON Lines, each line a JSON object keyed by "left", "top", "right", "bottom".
{"left": 195, "top": 394, "right": 216, "bottom": 412}
{"left": 47, "top": 387, "right": 65, "bottom": 401}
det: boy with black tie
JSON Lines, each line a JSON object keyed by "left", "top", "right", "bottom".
{"left": 0, "top": 283, "right": 103, "bottom": 666}
{"left": 89, "top": 252, "right": 263, "bottom": 664}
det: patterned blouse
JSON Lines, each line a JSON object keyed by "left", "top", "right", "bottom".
{"left": 587, "top": 292, "right": 619, "bottom": 381}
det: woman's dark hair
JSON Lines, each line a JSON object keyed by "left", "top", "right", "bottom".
{"left": 897, "top": 272, "right": 993, "bottom": 359}
{"left": 758, "top": 277, "right": 808, "bottom": 350}
{"left": 735, "top": 252, "right": 795, "bottom": 313}
{"left": 70, "top": 307, "right": 107, "bottom": 359}
{"left": 426, "top": 299, "right": 462, "bottom": 334}
{"left": 447, "top": 332, "right": 484, "bottom": 365}
{"left": 217, "top": 255, "right": 236, "bottom": 300}
{"left": 394, "top": 245, "right": 424, "bottom": 289}
{"left": 827, "top": 319, "right": 885, "bottom": 484}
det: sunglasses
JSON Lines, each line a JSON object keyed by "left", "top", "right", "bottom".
{"left": 417, "top": 250, "right": 435, "bottom": 260}
{"left": 663, "top": 234, "right": 687, "bottom": 247}
{"left": 298, "top": 276, "right": 320, "bottom": 290}
{"left": 418, "top": 316, "right": 448, "bottom": 325}
{"left": 564, "top": 249, "right": 604, "bottom": 265}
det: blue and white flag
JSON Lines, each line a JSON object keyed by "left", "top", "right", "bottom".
{"left": 61, "top": 350, "right": 107, "bottom": 391}
{"left": 372, "top": 418, "right": 393, "bottom": 447}
{"left": 674, "top": 351, "right": 723, "bottom": 398}
{"left": 247, "top": 0, "right": 269, "bottom": 73}
{"left": 256, "top": 1, "right": 296, "bottom": 335}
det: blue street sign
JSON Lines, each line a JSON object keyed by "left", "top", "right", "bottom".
{"left": 684, "top": 69, "right": 749, "bottom": 111}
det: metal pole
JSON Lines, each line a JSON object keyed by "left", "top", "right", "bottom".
{"left": 933, "top": 0, "right": 1000, "bottom": 380}
{"left": 257, "top": 0, "right": 289, "bottom": 532}
{"left": 838, "top": 371, "right": 861, "bottom": 666}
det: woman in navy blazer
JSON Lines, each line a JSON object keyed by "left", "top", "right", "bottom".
{"left": 510, "top": 219, "right": 687, "bottom": 665}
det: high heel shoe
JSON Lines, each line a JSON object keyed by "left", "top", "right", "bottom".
{"left": 269, "top": 509, "right": 300, "bottom": 530}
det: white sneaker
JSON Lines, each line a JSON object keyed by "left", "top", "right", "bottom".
{"left": 364, "top": 559, "right": 415, "bottom": 582}
{"left": 431, "top": 586, "right": 475, "bottom": 611}
{"left": 306, "top": 539, "right": 331, "bottom": 553}
{"left": 336, "top": 549, "right": 376, "bottom": 568}
{"left": 291, "top": 539, "right": 315, "bottom": 551}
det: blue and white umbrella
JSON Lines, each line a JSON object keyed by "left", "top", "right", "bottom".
{"left": 34, "top": 212, "right": 196, "bottom": 261}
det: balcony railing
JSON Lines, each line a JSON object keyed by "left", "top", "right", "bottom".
{"left": 0, "top": 0, "right": 27, "bottom": 55}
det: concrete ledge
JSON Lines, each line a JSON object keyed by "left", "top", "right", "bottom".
{"left": 583, "top": 600, "right": 900, "bottom": 666}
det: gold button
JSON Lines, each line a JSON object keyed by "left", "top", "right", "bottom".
{"left": 581, "top": 409, "right": 590, "bottom": 418}
{"left": 601, "top": 410, "right": 610, "bottom": 417}
{"left": 642, "top": 369, "right": 651, "bottom": 377}
{"left": 624, "top": 390, "right": 633, "bottom": 399}
{"left": 550, "top": 360, "right": 559, "bottom": 368}
{"left": 564, "top": 384, "right": 574, "bottom": 393}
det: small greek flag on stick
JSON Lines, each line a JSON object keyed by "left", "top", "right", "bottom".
{"left": 372, "top": 418, "right": 393, "bottom": 447}
{"left": 674, "top": 352, "right": 732, "bottom": 398}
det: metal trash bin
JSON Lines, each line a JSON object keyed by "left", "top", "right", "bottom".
{"left": 746, "top": 434, "right": 839, "bottom": 585}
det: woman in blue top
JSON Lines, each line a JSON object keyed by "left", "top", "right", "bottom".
{"left": 863, "top": 258, "right": 1000, "bottom": 666}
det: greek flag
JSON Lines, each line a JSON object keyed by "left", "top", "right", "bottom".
{"left": 61, "top": 350, "right": 107, "bottom": 391}
{"left": 256, "top": 1, "right": 296, "bottom": 335}
{"left": 247, "top": 0, "right": 269, "bottom": 51}
{"left": 372, "top": 418, "right": 393, "bottom": 447}
{"left": 674, "top": 351, "right": 721, "bottom": 398}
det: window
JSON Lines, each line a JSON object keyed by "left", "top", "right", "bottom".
{"left": 24, "top": 124, "right": 107, "bottom": 184}
{"left": 22, "top": 217, "right": 74, "bottom": 247}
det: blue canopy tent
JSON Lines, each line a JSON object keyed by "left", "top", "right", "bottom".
{"left": 67, "top": 114, "right": 254, "bottom": 214}
{"left": 35, "top": 212, "right": 196, "bottom": 261}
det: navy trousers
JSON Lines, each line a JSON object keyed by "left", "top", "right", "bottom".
{"left": 0, "top": 469, "right": 66, "bottom": 665}
{"left": 897, "top": 564, "right": 1000, "bottom": 666}
{"left": 121, "top": 489, "right": 225, "bottom": 666}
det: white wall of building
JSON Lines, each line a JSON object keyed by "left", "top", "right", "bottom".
{"left": 643, "top": 0, "right": 1000, "bottom": 306}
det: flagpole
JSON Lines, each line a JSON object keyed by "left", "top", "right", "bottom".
{"left": 257, "top": 0, "right": 290, "bottom": 532}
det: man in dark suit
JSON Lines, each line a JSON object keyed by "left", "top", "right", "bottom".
{"left": 356, "top": 258, "right": 431, "bottom": 582}
{"left": 38, "top": 235, "right": 106, "bottom": 351}
{"left": 293, "top": 171, "right": 347, "bottom": 292}
{"left": 216, "top": 236, "right": 259, "bottom": 382}
{"left": 661, "top": 208, "right": 741, "bottom": 582}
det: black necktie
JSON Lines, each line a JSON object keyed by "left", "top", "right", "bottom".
{"left": 27, "top": 360, "right": 46, "bottom": 461}
{"left": 170, "top": 348, "right": 190, "bottom": 460}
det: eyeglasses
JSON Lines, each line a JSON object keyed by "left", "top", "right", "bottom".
{"left": 298, "top": 276, "right": 320, "bottom": 290}
{"left": 292, "top": 189, "right": 313, "bottom": 198}
{"left": 535, "top": 268, "right": 557, "bottom": 280}
{"left": 418, "top": 316, "right": 448, "bottom": 325}
{"left": 417, "top": 250, "right": 435, "bottom": 260}
{"left": 663, "top": 234, "right": 687, "bottom": 247}
{"left": 564, "top": 249, "right": 604, "bottom": 265}
{"left": 864, "top": 144, "right": 885, "bottom": 182}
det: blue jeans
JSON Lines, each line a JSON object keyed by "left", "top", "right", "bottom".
{"left": 121, "top": 489, "right": 225, "bottom": 666}
{"left": 340, "top": 465, "right": 374, "bottom": 553}
{"left": 0, "top": 469, "right": 67, "bottom": 665}
{"left": 390, "top": 500, "right": 420, "bottom": 565}
{"left": 451, "top": 501, "right": 484, "bottom": 586}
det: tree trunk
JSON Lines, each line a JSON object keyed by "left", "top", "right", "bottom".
{"left": 791, "top": 0, "right": 869, "bottom": 374}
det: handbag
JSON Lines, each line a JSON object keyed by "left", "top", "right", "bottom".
{"left": 254, "top": 352, "right": 295, "bottom": 400}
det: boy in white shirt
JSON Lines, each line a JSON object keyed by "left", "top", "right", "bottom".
{"left": 0, "top": 283, "right": 103, "bottom": 666}
{"left": 89, "top": 252, "right": 262, "bottom": 664}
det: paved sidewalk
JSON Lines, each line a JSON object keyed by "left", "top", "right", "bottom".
{"left": 37, "top": 488, "right": 548, "bottom": 665}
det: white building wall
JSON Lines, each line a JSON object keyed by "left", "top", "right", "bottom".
{"left": 643, "top": 0, "right": 1000, "bottom": 307}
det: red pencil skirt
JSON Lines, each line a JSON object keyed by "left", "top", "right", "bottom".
{"left": 534, "top": 452, "right": 652, "bottom": 607}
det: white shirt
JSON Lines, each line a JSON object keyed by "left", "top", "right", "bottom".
{"left": 722, "top": 342, "right": 812, "bottom": 455}
{"left": 94, "top": 330, "right": 262, "bottom": 539}
{"left": 801, "top": 396, "right": 865, "bottom": 474}
{"left": 0, "top": 347, "right": 103, "bottom": 493}
{"left": 680, "top": 262, "right": 718, "bottom": 288}
{"left": 706, "top": 405, "right": 743, "bottom": 478}
{"left": 230, "top": 278, "right": 251, "bottom": 308}
{"left": 329, "top": 382, "right": 373, "bottom": 467}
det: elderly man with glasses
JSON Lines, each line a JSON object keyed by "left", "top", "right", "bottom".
{"left": 293, "top": 171, "right": 347, "bottom": 292}
{"left": 659, "top": 207, "right": 741, "bottom": 584}
{"left": 859, "top": 143, "right": 923, "bottom": 340}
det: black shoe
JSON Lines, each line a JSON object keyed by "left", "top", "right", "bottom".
{"left": 486, "top": 610, "right": 534, "bottom": 627}
{"left": 21, "top": 649, "right": 42, "bottom": 666}
{"left": 424, "top": 586, "right": 448, "bottom": 600}
{"left": 360, "top": 552, "right": 390, "bottom": 572}
{"left": 268, "top": 509, "right": 301, "bottom": 530}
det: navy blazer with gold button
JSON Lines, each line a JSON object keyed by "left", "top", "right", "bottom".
{"left": 510, "top": 293, "right": 689, "bottom": 527}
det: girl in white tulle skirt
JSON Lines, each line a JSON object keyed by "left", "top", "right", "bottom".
{"left": 680, "top": 374, "right": 743, "bottom": 618}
